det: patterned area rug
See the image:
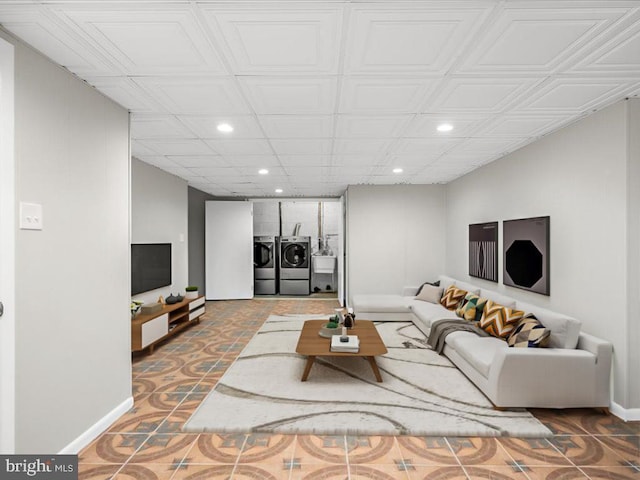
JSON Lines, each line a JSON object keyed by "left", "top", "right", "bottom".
{"left": 184, "top": 314, "right": 551, "bottom": 437}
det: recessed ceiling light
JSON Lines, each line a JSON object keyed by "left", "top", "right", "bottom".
{"left": 275, "top": 188, "right": 283, "bottom": 194}
{"left": 393, "top": 168, "right": 403, "bottom": 174}
{"left": 258, "top": 168, "right": 269, "bottom": 175}
{"left": 437, "top": 123, "right": 454, "bottom": 132}
{"left": 216, "top": 123, "right": 234, "bottom": 133}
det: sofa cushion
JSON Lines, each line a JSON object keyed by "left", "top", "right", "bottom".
{"left": 416, "top": 280, "right": 440, "bottom": 295}
{"left": 446, "top": 334, "right": 507, "bottom": 378}
{"left": 479, "top": 300, "right": 525, "bottom": 339}
{"left": 507, "top": 314, "right": 551, "bottom": 348}
{"left": 415, "top": 284, "right": 443, "bottom": 304}
{"left": 455, "top": 293, "right": 487, "bottom": 322}
{"left": 515, "top": 301, "right": 581, "bottom": 349}
{"left": 479, "top": 289, "right": 517, "bottom": 308}
{"left": 440, "top": 285, "right": 468, "bottom": 310}
{"left": 410, "top": 300, "right": 458, "bottom": 329}
{"left": 351, "top": 294, "right": 411, "bottom": 313}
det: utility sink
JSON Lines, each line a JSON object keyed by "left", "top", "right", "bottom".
{"left": 312, "top": 255, "right": 336, "bottom": 274}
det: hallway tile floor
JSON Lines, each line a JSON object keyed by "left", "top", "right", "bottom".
{"left": 79, "top": 299, "right": 639, "bottom": 479}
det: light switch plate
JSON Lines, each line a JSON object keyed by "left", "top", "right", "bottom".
{"left": 19, "top": 202, "right": 43, "bottom": 230}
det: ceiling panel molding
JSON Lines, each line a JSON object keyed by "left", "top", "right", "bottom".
{"left": 83, "top": 76, "right": 162, "bottom": 113}
{"left": 137, "top": 138, "right": 215, "bottom": 156}
{"left": 0, "top": 6, "right": 116, "bottom": 76}
{"left": 200, "top": 6, "right": 342, "bottom": 74}
{"left": 345, "top": 5, "right": 492, "bottom": 74}
{"left": 340, "top": 76, "right": 437, "bottom": 113}
{"left": 335, "top": 115, "right": 412, "bottom": 138}
{"left": 50, "top": 4, "right": 226, "bottom": 75}
{"left": 458, "top": 6, "right": 631, "bottom": 74}
{"left": 239, "top": 76, "right": 338, "bottom": 114}
{"left": 258, "top": 115, "right": 334, "bottom": 138}
{"left": 130, "top": 114, "right": 195, "bottom": 139}
{"left": 270, "top": 139, "right": 333, "bottom": 155}
{"left": 205, "top": 138, "right": 274, "bottom": 156}
{"left": 178, "top": 115, "right": 265, "bottom": 139}
{"left": 133, "top": 76, "right": 251, "bottom": 114}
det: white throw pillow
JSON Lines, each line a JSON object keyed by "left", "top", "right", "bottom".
{"left": 415, "top": 284, "right": 443, "bottom": 304}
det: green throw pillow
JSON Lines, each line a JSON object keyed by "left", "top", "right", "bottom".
{"left": 455, "top": 293, "right": 487, "bottom": 322}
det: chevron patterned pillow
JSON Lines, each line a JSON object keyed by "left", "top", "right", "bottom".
{"left": 479, "top": 300, "right": 525, "bottom": 339}
{"left": 455, "top": 293, "right": 488, "bottom": 322}
{"left": 439, "top": 285, "right": 468, "bottom": 310}
{"left": 507, "top": 314, "right": 551, "bottom": 348}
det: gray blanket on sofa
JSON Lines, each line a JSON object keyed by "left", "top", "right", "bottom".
{"left": 427, "top": 319, "right": 489, "bottom": 354}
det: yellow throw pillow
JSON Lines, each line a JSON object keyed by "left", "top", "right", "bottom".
{"left": 439, "top": 285, "right": 468, "bottom": 310}
{"left": 479, "top": 300, "right": 525, "bottom": 339}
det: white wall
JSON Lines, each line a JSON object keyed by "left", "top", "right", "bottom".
{"left": 445, "top": 101, "right": 633, "bottom": 408}
{"left": 131, "top": 158, "right": 189, "bottom": 305}
{"left": 7, "top": 29, "right": 131, "bottom": 453}
{"left": 627, "top": 99, "right": 640, "bottom": 408}
{"left": 253, "top": 201, "right": 279, "bottom": 236}
{"left": 346, "top": 185, "right": 447, "bottom": 304}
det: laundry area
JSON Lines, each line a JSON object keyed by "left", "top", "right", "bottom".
{"left": 204, "top": 199, "right": 343, "bottom": 303}
{"left": 253, "top": 200, "right": 342, "bottom": 298}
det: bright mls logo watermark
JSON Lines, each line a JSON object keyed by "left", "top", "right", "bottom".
{"left": 1, "top": 455, "right": 77, "bottom": 479}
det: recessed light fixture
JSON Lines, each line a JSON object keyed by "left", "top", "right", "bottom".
{"left": 216, "top": 123, "right": 234, "bottom": 133}
{"left": 393, "top": 168, "right": 403, "bottom": 174}
{"left": 258, "top": 168, "right": 269, "bottom": 175}
{"left": 275, "top": 188, "right": 283, "bottom": 194}
{"left": 437, "top": 123, "right": 454, "bottom": 132}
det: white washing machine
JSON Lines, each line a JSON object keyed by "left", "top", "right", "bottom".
{"left": 254, "top": 236, "right": 277, "bottom": 295}
{"left": 279, "top": 236, "right": 310, "bottom": 295}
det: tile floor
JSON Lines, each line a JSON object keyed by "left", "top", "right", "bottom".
{"left": 80, "top": 299, "right": 640, "bottom": 479}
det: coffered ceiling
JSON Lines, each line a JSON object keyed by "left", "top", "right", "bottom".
{"left": 1, "top": 1, "right": 640, "bottom": 197}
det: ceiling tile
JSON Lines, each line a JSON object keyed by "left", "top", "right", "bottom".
{"left": 84, "top": 76, "right": 160, "bottom": 112}
{"left": 476, "top": 115, "right": 568, "bottom": 137}
{"left": 458, "top": 6, "right": 629, "bottom": 74}
{"left": 384, "top": 154, "right": 440, "bottom": 167}
{"left": 178, "top": 115, "right": 264, "bottom": 139}
{"left": 168, "top": 156, "right": 227, "bottom": 168}
{"left": 518, "top": 77, "right": 634, "bottom": 112}
{"left": 333, "top": 139, "right": 392, "bottom": 155}
{"left": 133, "top": 76, "right": 251, "bottom": 114}
{"left": 258, "top": 115, "right": 334, "bottom": 138}
{"left": 340, "top": 77, "right": 436, "bottom": 114}
{"left": 53, "top": 5, "right": 226, "bottom": 75}
{"left": 201, "top": 6, "right": 342, "bottom": 74}
{"left": 223, "top": 155, "right": 282, "bottom": 168}
{"left": 391, "top": 138, "right": 459, "bottom": 156}
{"left": 239, "top": 77, "right": 337, "bottom": 114}
{"left": 205, "top": 139, "right": 273, "bottom": 156}
{"left": 130, "top": 114, "right": 194, "bottom": 138}
{"left": 403, "top": 114, "right": 488, "bottom": 138}
{"left": 270, "top": 139, "right": 332, "bottom": 155}
{"left": 133, "top": 155, "right": 180, "bottom": 169}
{"left": 335, "top": 115, "right": 412, "bottom": 138}
{"left": 427, "top": 78, "right": 536, "bottom": 112}
{"left": 278, "top": 155, "right": 332, "bottom": 167}
{"left": 137, "top": 138, "right": 214, "bottom": 156}
{"left": 346, "top": 6, "right": 490, "bottom": 74}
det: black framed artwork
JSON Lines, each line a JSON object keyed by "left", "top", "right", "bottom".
{"left": 503, "top": 216, "right": 550, "bottom": 295}
{"left": 469, "top": 222, "right": 498, "bottom": 282}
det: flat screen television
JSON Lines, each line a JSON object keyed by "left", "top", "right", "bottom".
{"left": 131, "top": 243, "right": 172, "bottom": 296}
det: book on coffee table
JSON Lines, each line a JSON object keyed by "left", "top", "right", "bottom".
{"left": 330, "top": 335, "right": 360, "bottom": 353}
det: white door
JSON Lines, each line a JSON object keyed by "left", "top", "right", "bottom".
{"left": 0, "top": 38, "right": 15, "bottom": 453}
{"left": 205, "top": 201, "right": 254, "bottom": 300}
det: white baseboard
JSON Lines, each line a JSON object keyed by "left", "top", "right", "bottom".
{"left": 58, "top": 396, "right": 133, "bottom": 454}
{"left": 610, "top": 402, "right": 640, "bottom": 421}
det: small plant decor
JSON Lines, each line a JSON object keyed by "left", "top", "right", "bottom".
{"left": 185, "top": 286, "right": 198, "bottom": 292}
{"left": 185, "top": 285, "right": 199, "bottom": 299}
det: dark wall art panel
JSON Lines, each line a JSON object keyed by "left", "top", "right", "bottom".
{"left": 469, "top": 222, "right": 498, "bottom": 282}
{"left": 503, "top": 216, "right": 550, "bottom": 295}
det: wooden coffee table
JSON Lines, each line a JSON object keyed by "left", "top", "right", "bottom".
{"left": 295, "top": 320, "right": 388, "bottom": 382}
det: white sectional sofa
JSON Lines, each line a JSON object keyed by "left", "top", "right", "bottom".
{"left": 352, "top": 275, "right": 612, "bottom": 410}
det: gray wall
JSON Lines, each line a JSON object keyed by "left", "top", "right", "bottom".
{"left": 131, "top": 158, "right": 189, "bottom": 305}
{"left": 7, "top": 30, "right": 131, "bottom": 452}
{"left": 188, "top": 186, "right": 214, "bottom": 292}
{"left": 346, "top": 185, "right": 447, "bottom": 304}
{"left": 445, "top": 100, "right": 635, "bottom": 409}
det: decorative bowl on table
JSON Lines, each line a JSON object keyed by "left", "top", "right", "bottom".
{"left": 318, "top": 321, "right": 340, "bottom": 338}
